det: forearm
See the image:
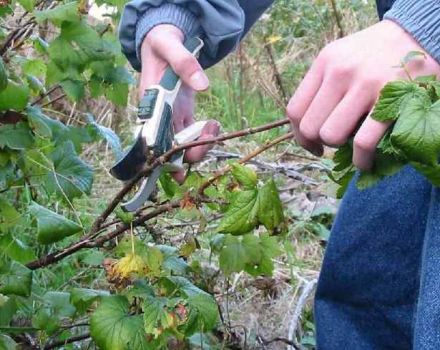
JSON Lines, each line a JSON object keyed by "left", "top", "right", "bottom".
{"left": 119, "top": 0, "right": 274, "bottom": 71}
{"left": 384, "top": 0, "right": 440, "bottom": 63}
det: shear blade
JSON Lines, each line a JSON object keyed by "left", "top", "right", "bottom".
{"left": 110, "top": 133, "right": 148, "bottom": 181}
{"left": 121, "top": 166, "right": 163, "bottom": 212}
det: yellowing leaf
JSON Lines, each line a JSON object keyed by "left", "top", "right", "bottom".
{"left": 113, "top": 253, "right": 146, "bottom": 278}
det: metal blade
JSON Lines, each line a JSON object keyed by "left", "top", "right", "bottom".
{"left": 121, "top": 166, "right": 163, "bottom": 212}
{"left": 110, "top": 133, "right": 148, "bottom": 181}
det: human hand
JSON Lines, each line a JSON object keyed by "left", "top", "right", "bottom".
{"left": 286, "top": 20, "right": 440, "bottom": 170}
{"left": 140, "top": 24, "right": 220, "bottom": 182}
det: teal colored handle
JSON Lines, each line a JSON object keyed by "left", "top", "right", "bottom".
{"left": 159, "top": 37, "right": 203, "bottom": 91}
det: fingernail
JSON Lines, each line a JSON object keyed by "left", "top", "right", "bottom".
{"left": 190, "top": 71, "right": 209, "bottom": 91}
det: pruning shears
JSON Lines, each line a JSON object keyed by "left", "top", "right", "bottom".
{"left": 110, "top": 37, "right": 206, "bottom": 212}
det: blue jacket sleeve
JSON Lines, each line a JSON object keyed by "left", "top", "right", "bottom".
{"left": 384, "top": 0, "right": 440, "bottom": 63}
{"left": 118, "top": 0, "right": 274, "bottom": 71}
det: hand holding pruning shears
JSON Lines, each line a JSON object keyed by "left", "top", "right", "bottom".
{"left": 110, "top": 25, "right": 220, "bottom": 211}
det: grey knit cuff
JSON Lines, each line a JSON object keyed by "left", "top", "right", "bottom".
{"left": 135, "top": 3, "right": 201, "bottom": 65}
{"left": 384, "top": 0, "right": 440, "bottom": 63}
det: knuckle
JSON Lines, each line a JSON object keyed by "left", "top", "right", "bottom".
{"left": 328, "top": 64, "right": 352, "bottom": 80}
{"left": 146, "top": 30, "right": 160, "bottom": 48}
{"left": 319, "top": 127, "right": 346, "bottom": 146}
{"left": 353, "top": 134, "right": 375, "bottom": 152}
{"left": 358, "top": 77, "right": 382, "bottom": 91}
{"left": 174, "top": 55, "right": 198, "bottom": 76}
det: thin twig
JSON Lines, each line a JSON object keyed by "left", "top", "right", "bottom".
{"left": 199, "top": 131, "right": 294, "bottom": 195}
{"left": 328, "top": 0, "right": 345, "bottom": 38}
{"left": 31, "top": 85, "right": 61, "bottom": 106}
{"left": 265, "top": 41, "right": 288, "bottom": 103}
{"left": 41, "top": 93, "right": 67, "bottom": 108}
{"left": 43, "top": 333, "right": 91, "bottom": 350}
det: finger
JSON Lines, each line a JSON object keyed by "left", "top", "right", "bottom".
{"left": 287, "top": 59, "right": 324, "bottom": 125}
{"left": 184, "top": 120, "right": 221, "bottom": 163}
{"left": 319, "top": 86, "right": 376, "bottom": 147}
{"left": 172, "top": 169, "right": 186, "bottom": 185}
{"left": 353, "top": 116, "right": 391, "bottom": 171}
{"left": 139, "top": 50, "right": 168, "bottom": 98}
{"left": 298, "top": 76, "right": 346, "bottom": 143}
{"left": 293, "top": 127, "right": 323, "bottom": 156}
{"left": 174, "top": 84, "right": 195, "bottom": 132}
{"left": 286, "top": 59, "right": 324, "bottom": 154}
{"left": 150, "top": 32, "right": 209, "bottom": 91}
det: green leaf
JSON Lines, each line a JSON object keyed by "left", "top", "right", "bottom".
{"left": 0, "top": 262, "right": 32, "bottom": 297}
{"left": 187, "top": 293, "right": 218, "bottom": 332}
{"left": 26, "top": 75, "right": 44, "bottom": 94}
{"left": 49, "top": 21, "right": 115, "bottom": 72}
{"left": 0, "top": 58, "right": 8, "bottom": 92}
{"left": 26, "top": 106, "right": 52, "bottom": 138}
{"left": 91, "top": 296, "right": 152, "bottom": 350}
{"left": 357, "top": 151, "right": 404, "bottom": 189}
{"left": 260, "top": 233, "right": 281, "bottom": 257}
{"left": 87, "top": 116, "right": 122, "bottom": 159}
{"left": 332, "top": 143, "right": 353, "bottom": 172}
{"left": 217, "top": 190, "right": 259, "bottom": 235}
{"left": 22, "top": 59, "right": 46, "bottom": 78}
{"left": 0, "top": 81, "right": 29, "bottom": 111}
{"left": 60, "top": 79, "right": 84, "bottom": 101}
{"left": 106, "top": 82, "right": 129, "bottom": 106}
{"left": 159, "top": 173, "right": 179, "bottom": 198}
{"left": 245, "top": 234, "right": 280, "bottom": 276}
{"left": 371, "top": 81, "right": 424, "bottom": 122}
{"left": 33, "top": 141, "right": 93, "bottom": 200}
{"left": 32, "top": 308, "right": 59, "bottom": 335}
{"left": 0, "top": 123, "right": 33, "bottom": 150}
{"left": 142, "top": 247, "right": 163, "bottom": 276}
{"left": 17, "top": 0, "right": 34, "bottom": 11}
{"left": 231, "top": 163, "right": 257, "bottom": 189}
{"left": 43, "top": 291, "right": 76, "bottom": 318}
{"left": 0, "top": 197, "right": 20, "bottom": 230}
{"left": 219, "top": 235, "right": 247, "bottom": 274}
{"left": 34, "top": 2, "right": 79, "bottom": 24}
{"left": 218, "top": 234, "right": 280, "bottom": 276}
{"left": 70, "top": 288, "right": 109, "bottom": 314}
{"left": 0, "top": 334, "right": 17, "bottom": 350}
{"left": 29, "top": 202, "right": 82, "bottom": 244}
{"left": 143, "top": 296, "right": 175, "bottom": 336}
{"left": 0, "top": 234, "right": 36, "bottom": 264}
{"left": 257, "top": 178, "right": 284, "bottom": 232}
{"left": 0, "top": 296, "right": 16, "bottom": 327}
{"left": 163, "top": 276, "right": 208, "bottom": 298}
{"left": 391, "top": 96, "right": 440, "bottom": 165}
